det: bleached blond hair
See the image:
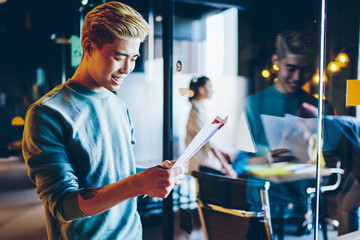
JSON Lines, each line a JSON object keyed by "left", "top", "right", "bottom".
{"left": 81, "top": 1, "right": 149, "bottom": 48}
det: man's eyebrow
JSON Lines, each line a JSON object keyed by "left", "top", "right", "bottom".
{"left": 285, "top": 64, "right": 298, "bottom": 68}
{"left": 285, "top": 64, "right": 312, "bottom": 69}
{"left": 115, "top": 51, "right": 140, "bottom": 57}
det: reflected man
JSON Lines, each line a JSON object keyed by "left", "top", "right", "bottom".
{"left": 234, "top": 30, "right": 334, "bottom": 236}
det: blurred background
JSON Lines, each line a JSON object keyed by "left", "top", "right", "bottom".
{"left": 0, "top": 0, "right": 359, "bottom": 239}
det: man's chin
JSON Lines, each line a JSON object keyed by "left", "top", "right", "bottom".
{"left": 106, "top": 85, "right": 121, "bottom": 92}
{"left": 287, "top": 84, "right": 301, "bottom": 93}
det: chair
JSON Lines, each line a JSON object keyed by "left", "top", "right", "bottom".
{"left": 191, "top": 171, "right": 273, "bottom": 240}
{"left": 306, "top": 160, "right": 344, "bottom": 240}
{"left": 269, "top": 161, "right": 344, "bottom": 240}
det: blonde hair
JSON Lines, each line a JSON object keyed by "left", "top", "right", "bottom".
{"left": 276, "top": 30, "right": 316, "bottom": 60}
{"left": 81, "top": 1, "right": 149, "bottom": 48}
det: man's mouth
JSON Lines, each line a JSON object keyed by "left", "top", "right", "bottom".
{"left": 111, "top": 76, "right": 124, "bottom": 85}
{"left": 287, "top": 80, "right": 300, "bottom": 88}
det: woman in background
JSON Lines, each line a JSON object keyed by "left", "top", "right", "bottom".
{"left": 185, "top": 76, "right": 237, "bottom": 178}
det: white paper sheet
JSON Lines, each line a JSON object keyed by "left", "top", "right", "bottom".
{"left": 261, "top": 114, "right": 317, "bottom": 163}
{"left": 235, "top": 111, "right": 255, "bottom": 153}
{"left": 172, "top": 116, "right": 228, "bottom": 168}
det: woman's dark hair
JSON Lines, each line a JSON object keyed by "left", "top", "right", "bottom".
{"left": 188, "top": 76, "right": 209, "bottom": 101}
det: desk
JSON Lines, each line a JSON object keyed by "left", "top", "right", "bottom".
{"left": 243, "top": 163, "right": 318, "bottom": 239}
{"left": 244, "top": 162, "right": 339, "bottom": 240}
{"left": 244, "top": 162, "right": 333, "bottom": 183}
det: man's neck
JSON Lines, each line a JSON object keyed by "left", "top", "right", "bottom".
{"left": 70, "top": 61, "right": 105, "bottom": 91}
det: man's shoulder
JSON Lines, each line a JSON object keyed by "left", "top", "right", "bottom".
{"left": 26, "top": 84, "right": 67, "bottom": 115}
{"left": 245, "top": 86, "right": 275, "bottom": 103}
{"left": 35, "top": 84, "right": 67, "bottom": 106}
{"left": 27, "top": 81, "right": 97, "bottom": 120}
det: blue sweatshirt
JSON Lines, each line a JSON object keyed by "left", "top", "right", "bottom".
{"left": 22, "top": 80, "right": 142, "bottom": 240}
{"left": 243, "top": 86, "right": 334, "bottom": 156}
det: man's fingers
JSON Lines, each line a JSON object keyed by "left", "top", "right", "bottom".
{"left": 301, "top": 102, "right": 318, "bottom": 117}
{"left": 170, "top": 165, "right": 184, "bottom": 174}
{"left": 169, "top": 166, "right": 185, "bottom": 186}
{"left": 273, "top": 155, "right": 295, "bottom": 162}
{"left": 271, "top": 148, "right": 290, "bottom": 156}
{"left": 161, "top": 160, "right": 175, "bottom": 168}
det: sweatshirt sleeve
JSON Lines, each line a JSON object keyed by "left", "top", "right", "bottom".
{"left": 22, "top": 104, "right": 88, "bottom": 222}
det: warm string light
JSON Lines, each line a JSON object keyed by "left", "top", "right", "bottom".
{"left": 312, "top": 72, "right": 328, "bottom": 84}
{"left": 326, "top": 52, "right": 350, "bottom": 75}
{"left": 327, "top": 61, "right": 341, "bottom": 74}
{"left": 311, "top": 52, "right": 350, "bottom": 84}
{"left": 260, "top": 64, "right": 278, "bottom": 81}
{"left": 335, "top": 52, "right": 350, "bottom": 67}
{"left": 272, "top": 64, "right": 279, "bottom": 71}
{"left": 261, "top": 69, "right": 271, "bottom": 79}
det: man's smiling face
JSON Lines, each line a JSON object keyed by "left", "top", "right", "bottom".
{"left": 273, "top": 53, "right": 315, "bottom": 94}
{"left": 85, "top": 37, "right": 141, "bottom": 92}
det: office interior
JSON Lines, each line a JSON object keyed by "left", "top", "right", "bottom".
{"left": 0, "top": 0, "right": 360, "bottom": 239}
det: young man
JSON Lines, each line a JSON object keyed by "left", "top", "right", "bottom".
{"left": 22, "top": 2, "right": 185, "bottom": 239}
{"left": 234, "top": 30, "right": 334, "bottom": 236}
{"left": 242, "top": 30, "right": 334, "bottom": 164}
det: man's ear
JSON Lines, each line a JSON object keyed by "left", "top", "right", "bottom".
{"left": 82, "top": 38, "right": 93, "bottom": 56}
{"left": 271, "top": 54, "right": 279, "bottom": 66}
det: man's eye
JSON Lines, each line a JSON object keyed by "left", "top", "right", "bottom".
{"left": 287, "top": 68, "right": 296, "bottom": 72}
{"left": 130, "top": 57, "right": 138, "bottom": 62}
{"left": 115, "top": 57, "right": 126, "bottom": 61}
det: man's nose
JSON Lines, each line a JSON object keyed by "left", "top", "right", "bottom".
{"left": 293, "top": 69, "right": 303, "bottom": 80}
{"left": 119, "top": 59, "right": 133, "bottom": 74}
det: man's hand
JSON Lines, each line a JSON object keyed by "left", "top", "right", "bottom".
{"left": 222, "top": 152, "right": 236, "bottom": 164}
{"left": 270, "top": 148, "right": 296, "bottom": 162}
{"left": 137, "top": 160, "right": 185, "bottom": 198}
{"left": 249, "top": 148, "right": 295, "bottom": 164}
{"left": 223, "top": 164, "right": 238, "bottom": 178}
{"left": 77, "top": 160, "right": 185, "bottom": 216}
{"left": 297, "top": 102, "right": 318, "bottom": 118}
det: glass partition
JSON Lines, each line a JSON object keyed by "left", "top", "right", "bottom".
{"left": 172, "top": 5, "right": 246, "bottom": 234}
{"left": 172, "top": 0, "right": 355, "bottom": 239}
{"left": 320, "top": 0, "right": 360, "bottom": 238}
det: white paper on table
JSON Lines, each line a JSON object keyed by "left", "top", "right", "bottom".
{"left": 235, "top": 111, "right": 255, "bottom": 153}
{"left": 172, "top": 116, "right": 228, "bottom": 169}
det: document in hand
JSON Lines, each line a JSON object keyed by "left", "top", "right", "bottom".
{"left": 172, "top": 116, "right": 228, "bottom": 168}
{"left": 260, "top": 114, "right": 317, "bottom": 163}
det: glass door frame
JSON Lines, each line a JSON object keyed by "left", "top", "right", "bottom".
{"left": 161, "top": 0, "right": 250, "bottom": 239}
